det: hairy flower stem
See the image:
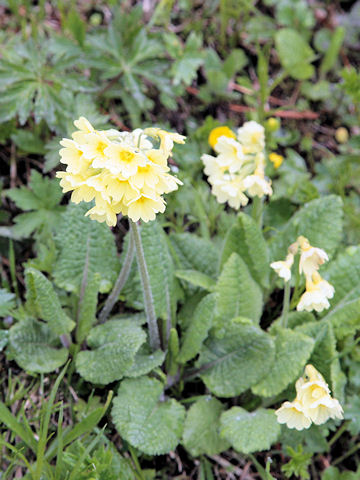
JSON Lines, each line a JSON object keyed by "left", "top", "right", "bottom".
{"left": 281, "top": 281, "right": 291, "bottom": 329}
{"left": 98, "top": 235, "right": 135, "bottom": 324}
{"left": 130, "top": 220, "right": 161, "bottom": 351}
{"left": 251, "top": 196, "right": 263, "bottom": 229}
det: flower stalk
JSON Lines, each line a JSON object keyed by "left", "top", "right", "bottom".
{"left": 130, "top": 220, "right": 161, "bottom": 351}
{"left": 281, "top": 280, "right": 291, "bottom": 329}
{"left": 98, "top": 235, "right": 135, "bottom": 324}
{"left": 251, "top": 195, "right": 263, "bottom": 229}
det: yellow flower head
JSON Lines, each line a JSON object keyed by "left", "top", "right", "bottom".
{"left": 269, "top": 152, "right": 283, "bottom": 169}
{"left": 237, "top": 121, "right": 265, "bottom": 154}
{"left": 270, "top": 252, "right": 294, "bottom": 282}
{"left": 144, "top": 128, "right": 186, "bottom": 156}
{"left": 275, "top": 364, "right": 343, "bottom": 431}
{"left": 297, "top": 271, "right": 334, "bottom": 313}
{"left": 297, "top": 236, "right": 329, "bottom": 276}
{"left": 202, "top": 120, "right": 272, "bottom": 210}
{"left": 57, "top": 117, "right": 185, "bottom": 225}
{"left": 275, "top": 401, "right": 312, "bottom": 431}
{"left": 208, "top": 126, "right": 236, "bottom": 149}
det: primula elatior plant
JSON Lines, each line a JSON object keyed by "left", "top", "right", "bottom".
{"left": 2, "top": 2, "right": 360, "bottom": 477}
{"left": 201, "top": 121, "right": 273, "bottom": 210}
{"left": 57, "top": 117, "right": 186, "bottom": 350}
{"left": 56, "top": 117, "right": 185, "bottom": 226}
{"left": 276, "top": 364, "right": 343, "bottom": 430}
{"left": 271, "top": 235, "right": 335, "bottom": 315}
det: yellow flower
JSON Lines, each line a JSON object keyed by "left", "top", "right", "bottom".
{"left": 144, "top": 128, "right": 186, "bottom": 155}
{"left": 275, "top": 401, "right": 312, "bottom": 431}
{"left": 146, "top": 149, "right": 169, "bottom": 168}
{"left": 155, "top": 172, "right": 183, "bottom": 194}
{"left": 275, "top": 365, "right": 343, "bottom": 430}
{"left": 201, "top": 154, "right": 227, "bottom": 182}
{"left": 59, "top": 139, "right": 91, "bottom": 174}
{"left": 211, "top": 176, "right": 249, "bottom": 209}
{"left": 270, "top": 253, "right": 294, "bottom": 281}
{"left": 202, "top": 120, "right": 273, "bottom": 210}
{"left": 208, "top": 126, "right": 236, "bottom": 149}
{"left": 237, "top": 121, "right": 265, "bottom": 154}
{"left": 128, "top": 162, "right": 164, "bottom": 190}
{"left": 269, "top": 152, "right": 283, "bottom": 169}
{"left": 298, "top": 236, "right": 329, "bottom": 276}
{"left": 297, "top": 365, "right": 343, "bottom": 425}
{"left": 85, "top": 195, "right": 123, "bottom": 227}
{"left": 243, "top": 171, "right": 272, "bottom": 198}
{"left": 213, "top": 136, "right": 244, "bottom": 173}
{"left": 81, "top": 132, "right": 111, "bottom": 162}
{"left": 105, "top": 176, "right": 139, "bottom": 204}
{"left": 126, "top": 193, "right": 166, "bottom": 223}
{"left": 72, "top": 116, "right": 96, "bottom": 143}
{"left": 56, "top": 171, "right": 97, "bottom": 204}
{"left": 297, "top": 271, "right": 334, "bottom": 313}
{"left": 57, "top": 117, "right": 184, "bottom": 225}
{"left": 101, "top": 143, "right": 147, "bottom": 178}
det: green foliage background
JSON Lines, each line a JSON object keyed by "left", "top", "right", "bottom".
{"left": 0, "top": 0, "right": 360, "bottom": 478}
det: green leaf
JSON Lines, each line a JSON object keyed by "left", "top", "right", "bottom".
{"left": 321, "top": 298, "right": 360, "bottom": 340}
{"left": 322, "top": 466, "right": 360, "bottom": 480}
{"left": 320, "top": 27, "right": 345, "bottom": 76}
{"left": 0, "top": 402, "right": 38, "bottom": 452}
{"left": 112, "top": 376, "right": 185, "bottom": 455}
{"left": 182, "top": 396, "right": 230, "bottom": 457}
{"left": 25, "top": 268, "right": 75, "bottom": 335}
{"left": 7, "top": 169, "right": 62, "bottom": 210}
{"left": 65, "top": 8, "right": 86, "bottom": 47}
{"left": 220, "top": 407, "right": 280, "bottom": 454}
{"left": 221, "top": 213, "right": 269, "bottom": 288}
{"left": 45, "top": 391, "right": 113, "bottom": 461}
{"left": 175, "top": 269, "right": 216, "bottom": 291}
{"left": 275, "top": 28, "right": 316, "bottom": 80}
{"left": 178, "top": 294, "right": 216, "bottom": 364}
{"left": 170, "top": 232, "right": 218, "bottom": 278}
{"left": 11, "top": 211, "right": 47, "bottom": 237}
{"left": 252, "top": 328, "right": 314, "bottom": 398}
{"left": 123, "top": 345, "right": 165, "bottom": 378}
{"left": 75, "top": 319, "right": 146, "bottom": 385}
{"left": 216, "top": 253, "right": 263, "bottom": 324}
{"left": 6, "top": 170, "right": 64, "bottom": 237}
{"left": 295, "top": 322, "right": 335, "bottom": 387}
{"left": 344, "top": 396, "right": 360, "bottom": 436}
{"left": 0, "top": 289, "right": 15, "bottom": 316}
{"left": 269, "top": 196, "right": 343, "bottom": 263}
{"left": 197, "top": 322, "right": 275, "bottom": 397}
{"left": 170, "top": 32, "right": 204, "bottom": 86}
{"left": 282, "top": 445, "right": 312, "bottom": 480}
{"left": 53, "top": 203, "right": 119, "bottom": 294}
{"left": 6, "top": 187, "right": 43, "bottom": 211}
{"left": 223, "top": 49, "right": 248, "bottom": 77}
{"left": 140, "top": 220, "right": 176, "bottom": 321}
{"left": 11, "top": 130, "right": 45, "bottom": 154}
{"left": 323, "top": 246, "right": 360, "bottom": 306}
{"left": 8, "top": 318, "right": 68, "bottom": 373}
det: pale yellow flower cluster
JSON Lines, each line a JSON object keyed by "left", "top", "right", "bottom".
{"left": 270, "top": 236, "right": 334, "bottom": 313}
{"left": 56, "top": 117, "right": 185, "bottom": 226}
{"left": 201, "top": 121, "right": 273, "bottom": 210}
{"left": 276, "top": 365, "right": 343, "bottom": 430}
